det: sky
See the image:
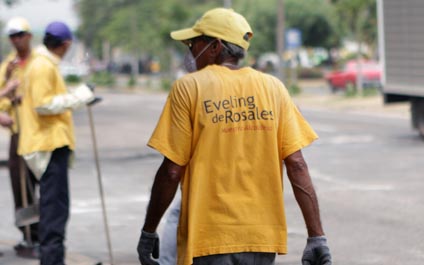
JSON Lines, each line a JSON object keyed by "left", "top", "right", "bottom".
{"left": 0, "top": 0, "right": 79, "bottom": 35}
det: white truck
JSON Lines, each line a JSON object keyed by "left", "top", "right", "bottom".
{"left": 378, "top": 0, "right": 424, "bottom": 138}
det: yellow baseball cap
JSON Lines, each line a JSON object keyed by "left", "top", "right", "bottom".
{"left": 170, "top": 8, "right": 253, "bottom": 50}
{"left": 6, "top": 17, "right": 31, "bottom": 35}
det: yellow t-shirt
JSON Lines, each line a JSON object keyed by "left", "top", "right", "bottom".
{"left": 148, "top": 64, "right": 318, "bottom": 265}
{"left": 17, "top": 46, "right": 75, "bottom": 155}
{"left": 0, "top": 51, "right": 36, "bottom": 133}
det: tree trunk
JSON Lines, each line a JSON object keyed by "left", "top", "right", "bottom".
{"left": 276, "top": 0, "right": 285, "bottom": 81}
{"left": 355, "top": 8, "right": 370, "bottom": 96}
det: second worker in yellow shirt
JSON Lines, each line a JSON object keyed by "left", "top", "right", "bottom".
{"left": 17, "top": 21, "right": 95, "bottom": 265}
{"left": 0, "top": 17, "right": 39, "bottom": 258}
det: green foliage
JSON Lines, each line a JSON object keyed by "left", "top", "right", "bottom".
{"left": 285, "top": 0, "right": 341, "bottom": 49}
{"left": 344, "top": 85, "right": 379, "bottom": 98}
{"left": 361, "top": 1, "right": 378, "bottom": 47}
{"left": 363, "top": 87, "right": 379, "bottom": 97}
{"left": 89, "top": 71, "right": 115, "bottom": 87}
{"left": 3, "top": 0, "right": 19, "bottom": 6}
{"left": 297, "top": 67, "right": 324, "bottom": 79}
{"left": 341, "top": 52, "right": 370, "bottom": 62}
{"left": 65, "top": 74, "right": 82, "bottom": 85}
{"left": 77, "top": 0, "right": 372, "bottom": 73}
{"left": 231, "top": 0, "right": 341, "bottom": 57}
{"left": 333, "top": 0, "right": 377, "bottom": 51}
{"left": 161, "top": 76, "right": 173, "bottom": 91}
{"left": 78, "top": 0, "right": 221, "bottom": 69}
{"left": 127, "top": 74, "right": 136, "bottom": 87}
{"left": 344, "top": 82, "right": 357, "bottom": 97}
{"left": 288, "top": 83, "right": 302, "bottom": 96}
{"left": 234, "top": 0, "right": 277, "bottom": 57}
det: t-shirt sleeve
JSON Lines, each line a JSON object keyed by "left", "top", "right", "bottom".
{"left": 0, "top": 98, "right": 11, "bottom": 112}
{"left": 0, "top": 61, "right": 8, "bottom": 88}
{"left": 279, "top": 86, "right": 318, "bottom": 160}
{"left": 28, "top": 61, "right": 56, "bottom": 108}
{"left": 147, "top": 81, "right": 192, "bottom": 166}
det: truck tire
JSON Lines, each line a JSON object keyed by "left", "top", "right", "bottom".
{"left": 411, "top": 99, "right": 424, "bottom": 139}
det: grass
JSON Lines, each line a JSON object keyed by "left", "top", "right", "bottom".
{"left": 344, "top": 84, "right": 380, "bottom": 98}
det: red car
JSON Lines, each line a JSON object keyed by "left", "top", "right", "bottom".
{"left": 325, "top": 60, "right": 382, "bottom": 93}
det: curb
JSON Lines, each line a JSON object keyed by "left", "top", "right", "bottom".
{"left": 0, "top": 240, "right": 101, "bottom": 265}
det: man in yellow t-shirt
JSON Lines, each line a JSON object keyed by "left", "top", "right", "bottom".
{"left": 0, "top": 17, "right": 40, "bottom": 257}
{"left": 17, "top": 21, "right": 94, "bottom": 265}
{"left": 138, "top": 8, "right": 332, "bottom": 265}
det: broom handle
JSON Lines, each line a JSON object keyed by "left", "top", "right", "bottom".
{"left": 15, "top": 105, "right": 32, "bottom": 245}
{"left": 87, "top": 103, "right": 114, "bottom": 265}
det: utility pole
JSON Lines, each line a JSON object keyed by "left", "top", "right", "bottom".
{"left": 376, "top": 0, "right": 386, "bottom": 86}
{"left": 130, "top": 6, "right": 139, "bottom": 81}
{"left": 224, "top": 0, "right": 232, "bottom": 8}
{"left": 276, "top": 0, "right": 285, "bottom": 81}
{"left": 355, "top": 8, "right": 370, "bottom": 96}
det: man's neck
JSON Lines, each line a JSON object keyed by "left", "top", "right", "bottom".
{"left": 17, "top": 49, "right": 30, "bottom": 60}
{"left": 220, "top": 61, "right": 240, "bottom": 70}
{"left": 48, "top": 47, "right": 64, "bottom": 59}
{"left": 219, "top": 57, "right": 240, "bottom": 70}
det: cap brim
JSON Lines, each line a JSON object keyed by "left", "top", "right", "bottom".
{"left": 7, "top": 29, "right": 29, "bottom": 35}
{"left": 170, "top": 28, "right": 202, "bottom": 41}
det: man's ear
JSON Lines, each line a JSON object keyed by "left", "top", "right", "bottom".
{"left": 212, "top": 40, "right": 219, "bottom": 48}
{"left": 64, "top": 40, "right": 72, "bottom": 48}
{"left": 62, "top": 40, "right": 73, "bottom": 52}
{"left": 210, "top": 39, "right": 223, "bottom": 57}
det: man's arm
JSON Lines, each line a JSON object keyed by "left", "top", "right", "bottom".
{"left": 0, "top": 80, "right": 19, "bottom": 114}
{"left": 285, "top": 150, "right": 332, "bottom": 265}
{"left": 0, "top": 112, "right": 13, "bottom": 127}
{"left": 34, "top": 84, "right": 94, "bottom": 115}
{"left": 143, "top": 157, "right": 184, "bottom": 233}
{"left": 5, "top": 60, "right": 18, "bottom": 81}
{"left": 0, "top": 79, "right": 19, "bottom": 98}
{"left": 285, "top": 150, "right": 324, "bottom": 237}
{"left": 138, "top": 157, "right": 184, "bottom": 265}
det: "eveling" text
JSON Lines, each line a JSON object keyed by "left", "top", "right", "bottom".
{"left": 203, "top": 95, "right": 274, "bottom": 124}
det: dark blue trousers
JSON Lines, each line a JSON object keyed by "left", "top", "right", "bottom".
{"left": 193, "top": 252, "right": 276, "bottom": 265}
{"left": 39, "top": 146, "right": 70, "bottom": 265}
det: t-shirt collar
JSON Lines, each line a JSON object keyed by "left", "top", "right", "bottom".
{"left": 35, "top": 45, "right": 61, "bottom": 65}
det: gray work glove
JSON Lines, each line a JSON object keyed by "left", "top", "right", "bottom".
{"left": 302, "top": 236, "right": 332, "bottom": 265}
{"left": 137, "top": 230, "right": 160, "bottom": 265}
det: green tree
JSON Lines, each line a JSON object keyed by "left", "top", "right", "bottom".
{"left": 285, "top": 0, "right": 340, "bottom": 49}
{"left": 77, "top": 0, "right": 135, "bottom": 57}
{"left": 332, "top": 0, "right": 377, "bottom": 54}
{"left": 232, "top": 0, "right": 341, "bottom": 57}
{"left": 77, "top": 0, "right": 220, "bottom": 73}
{"left": 2, "top": 0, "right": 19, "bottom": 6}
{"left": 77, "top": 0, "right": 343, "bottom": 73}
{"left": 234, "top": 0, "right": 276, "bottom": 57}
{"left": 332, "top": 0, "right": 377, "bottom": 94}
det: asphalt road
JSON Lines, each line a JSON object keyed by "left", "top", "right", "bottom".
{"left": 0, "top": 86, "right": 423, "bottom": 265}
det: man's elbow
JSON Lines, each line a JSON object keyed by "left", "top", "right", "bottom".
{"left": 159, "top": 157, "right": 185, "bottom": 183}
{"left": 167, "top": 168, "right": 182, "bottom": 183}
{"left": 286, "top": 151, "right": 308, "bottom": 170}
